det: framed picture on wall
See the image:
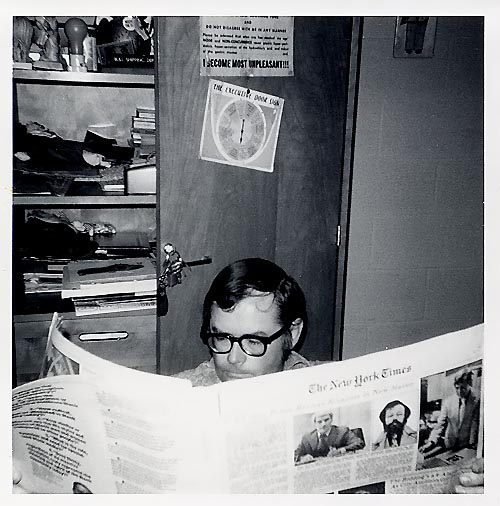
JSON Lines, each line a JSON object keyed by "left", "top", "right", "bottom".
{"left": 393, "top": 17, "right": 437, "bottom": 58}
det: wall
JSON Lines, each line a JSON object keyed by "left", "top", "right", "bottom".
{"left": 15, "top": 82, "right": 154, "bottom": 145}
{"left": 343, "top": 17, "right": 484, "bottom": 359}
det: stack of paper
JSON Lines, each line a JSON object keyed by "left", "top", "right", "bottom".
{"left": 62, "top": 257, "right": 157, "bottom": 315}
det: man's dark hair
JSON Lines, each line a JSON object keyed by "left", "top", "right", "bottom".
{"left": 379, "top": 400, "right": 411, "bottom": 427}
{"left": 201, "top": 258, "right": 307, "bottom": 348}
{"left": 453, "top": 368, "right": 473, "bottom": 386}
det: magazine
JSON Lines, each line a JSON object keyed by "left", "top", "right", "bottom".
{"left": 12, "top": 314, "right": 483, "bottom": 493}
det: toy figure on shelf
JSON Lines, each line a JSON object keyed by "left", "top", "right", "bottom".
{"left": 158, "top": 243, "right": 190, "bottom": 316}
{"left": 32, "top": 16, "right": 67, "bottom": 70}
{"left": 13, "top": 16, "right": 34, "bottom": 68}
{"left": 160, "top": 243, "right": 189, "bottom": 289}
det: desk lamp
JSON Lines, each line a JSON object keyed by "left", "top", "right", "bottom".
{"left": 64, "top": 18, "right": 88, "bottom": 72}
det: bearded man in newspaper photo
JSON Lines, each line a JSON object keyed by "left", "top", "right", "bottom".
{"left": 372, "top": 400, "right": 417, "bottom": 450}
{"left": 294, "top": 411, "right": 364, "bottom": 464}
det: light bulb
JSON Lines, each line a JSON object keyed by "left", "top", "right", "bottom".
{"left": 64, "top": 18, "right": 88, "bottom": 72}
{"left": 65, "top": 18, "right": 87, "bottom": 54}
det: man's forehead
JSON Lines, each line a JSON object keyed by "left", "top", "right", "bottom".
{"left": 213, "top": 293, "right": 278, "bottom": 316}
{"left": 243, "top": 292, "right": 277, "bottom": 312}
{"left": 387, "top": 404, "right": 405, "bottom": 412}
{"left": 315, "top": 413, "right": 331, "bottom": 420}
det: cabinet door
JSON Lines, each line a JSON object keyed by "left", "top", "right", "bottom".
{"left": 156, "top": 17, "right": 356, "bottom": 374}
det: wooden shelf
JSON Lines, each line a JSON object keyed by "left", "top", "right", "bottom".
{"left": 14, "top": 308, "right": 157, "bottom": 323}
{"left": 13, "top": 195, "right": 156, "bottom": 207}
{"left": 13, "top": 69, "right": 154, "bottom": 86}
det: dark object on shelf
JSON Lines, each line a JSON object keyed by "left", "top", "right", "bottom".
{"left": 20, "top": 212, "right": 98, "bottom": 260}
{"left": 65, "top": 257, "right": 155, "bottom": 287}
{"left": 65, "top": 181, "right": 105, "bottom": 196}
{"left": 94, "top": 231, "right": 152, "bottom": 258}
{"left": 77, "top": 262, "right": 143, "bottom": 276}
{"left": 13, "top": 122, "right": 103, "bottom": 196}
{"left": 15, "top": 123, "right": 99, "bottom": 174}
{"left": 17, "top": 291, "right": 75, "bottom": 316}
{"left": 95, "top": 16, "right": 154, "bottom": 68}
{"left": 84, "top": 130, "right": 134, "bottom": 161}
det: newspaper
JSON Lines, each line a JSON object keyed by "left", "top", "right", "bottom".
{"left": 12, "top": 314, "right": 483, "bottom": 493}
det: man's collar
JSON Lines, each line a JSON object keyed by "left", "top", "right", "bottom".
{"left": 284, "top": 351, "right": 312, "bottom": 370}
{"left": 317, "top": 428, "right": 332, "bottom": 439}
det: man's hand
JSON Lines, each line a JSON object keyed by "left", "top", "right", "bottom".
{"left": 419, "top": 441, "right": 434, "bottom": 453}
{"left": 298, "top": 454, "right": 314, "bottom": 464}
{"left": 12, "top": 465, "right": 29, "bottom": 494}
{"left": 327, "top": 447, "right": 345, "bottom": 457}
{"left": 449, "top": 457, "right": 484, "bottom": 494}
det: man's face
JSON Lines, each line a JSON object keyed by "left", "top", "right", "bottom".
{"left": 454, "top": 382, "right": 470, "bottom": 398}
{"left": 384, "top": 404, "right": 406, "bottom": 427}
{"left": 314, "top": 413, "right": 333, "bottom": 434}
{"left": 211, "top": 293, "right": 289, "bottom": 382}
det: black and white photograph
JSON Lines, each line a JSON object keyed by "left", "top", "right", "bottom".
{"left": 371, "top": 397, "right": 419, "bottom": 451}
{"left": 417, "top": 360, "right": 482, "bottom": 470}
{"left": 294, "top": 403, "right": 369, "bottom": 465}
{"left": 7, "top": 7, "right": 491, "bottom": 496}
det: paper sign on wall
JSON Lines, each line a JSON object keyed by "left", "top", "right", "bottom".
{"left": 199, "top": 80, "right": 284, "bottom": 173}
{"left": 200, "top": 16, "right": 294, "bottom": 77}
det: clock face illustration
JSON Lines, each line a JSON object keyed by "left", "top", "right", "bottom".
{"left": 214, "top": 99, "right": 267, "bottom": 163}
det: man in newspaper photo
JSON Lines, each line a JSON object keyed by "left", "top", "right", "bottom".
{"left": 372, "top": 400, "right": 417, "bottom": 450}
{"left": 419, "top": 368, "right": 480, "bottom": 454}
{"left": 294, "top": 410, "right": 365, "bottom": 464}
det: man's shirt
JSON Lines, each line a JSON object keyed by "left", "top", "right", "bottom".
{"left": 295, "top": 425, "right": 365, "bottom": 461}
{"left": 174, "top": 351, "right": 312, "bottom": 387}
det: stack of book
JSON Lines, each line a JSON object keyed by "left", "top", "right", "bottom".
{"left": 62, "top": 257, "right": 157, "bottom": 316}
{"left": 23, "top": 272, "right": 63, "bottom": 294}
{"left": 130, "top": 106, "right": 156, "bottom": 158}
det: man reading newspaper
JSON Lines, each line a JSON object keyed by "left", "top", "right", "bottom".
{"left": 13, "top": 258, "right": 484, "bottom": 493}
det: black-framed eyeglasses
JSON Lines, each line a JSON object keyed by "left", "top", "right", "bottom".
{"left": 201, "top": 324, "right": 290, "bottom": 357}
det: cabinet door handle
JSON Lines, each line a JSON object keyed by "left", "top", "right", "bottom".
{"left": 78, "top": 331, "right": 128, "bottom": 342}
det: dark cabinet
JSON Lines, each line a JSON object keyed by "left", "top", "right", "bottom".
{"left": 155, "top": 17, "right": 360, "bottom": 374}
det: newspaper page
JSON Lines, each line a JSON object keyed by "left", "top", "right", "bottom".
{"left": 13, "top": 375, "right": 116, "bottom": 493}
{"left": 210, "top": 324, "right": 483, "bottom": 494}
{"left": 13, "top": 319, "right": 483, "bottom": 493}
{"left": 13, "top": 316, "right": 221, "bottom": 493}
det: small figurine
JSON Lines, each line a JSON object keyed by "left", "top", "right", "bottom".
{"left": 13, "top": 17, "right": 34, "bottom": 66}
{"left": 32, "top": 16, "right": 66, "bottom": 70}
{"left": 161, "top": 243, "right": 189, "bottom": 288}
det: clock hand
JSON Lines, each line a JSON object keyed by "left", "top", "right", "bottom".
{"left": 239, "top": 119, "right": 245, "bottom": 144}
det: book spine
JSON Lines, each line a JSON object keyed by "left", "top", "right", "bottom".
{"left": 61, "top": 279, "right": 156, "bottom": 299}
{"left": 131, "top": 127, "right": 157, "bottom": 135}
{"left": 137, "top": 112, "right": 156, "bottom": 119}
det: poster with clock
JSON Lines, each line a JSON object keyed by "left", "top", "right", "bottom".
{"left": 199, "top": 79, "right": 284, "bottom": 172}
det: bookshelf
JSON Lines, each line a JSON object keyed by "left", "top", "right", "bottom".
{"left": 13, "top": 69, "right": 154, "bottom": 86}
{"left": 13, "top": 195, "right": 156, "bottom": 207}
{"left": 13, "top": 64, "right": 158, "bottom": 386}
